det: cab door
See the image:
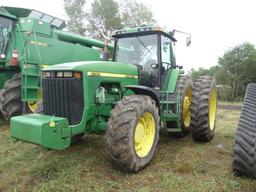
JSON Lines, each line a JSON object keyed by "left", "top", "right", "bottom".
{"left": 160, "top": 35, "right": 174, "bottom": 89}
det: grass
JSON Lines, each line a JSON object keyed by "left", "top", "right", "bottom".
{"left": 218, "top": 101, "right": 242, "bottom": 106}
{"left": 1, "top": 109, "right": 256, "bottom": 192}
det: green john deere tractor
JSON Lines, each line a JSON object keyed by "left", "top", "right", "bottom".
{"left": 0, "top": 6, "right": 113, "bottom": 121}
{"left": 10, "top": 25, "right": 217, "bottom": 172}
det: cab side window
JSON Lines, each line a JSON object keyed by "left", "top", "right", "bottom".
{"left": 161, "top": 35, "right": 172, "bottom": 70}
{"left": 160, "top": 35, "right": 173, "bottom": 88}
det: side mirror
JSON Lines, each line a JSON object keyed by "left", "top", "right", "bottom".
{"left": 186, "top": 36, "right": 191, "bottom": 47}
{"left": 172, "top": 29, "right": 192, "bottom": 47}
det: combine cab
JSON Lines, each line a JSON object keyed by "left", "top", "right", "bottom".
{"left": 10, "top": 25, "right": 217, "bottom": 172}
{"left": 0, "top": 6, "right": 113, "bottom": 120}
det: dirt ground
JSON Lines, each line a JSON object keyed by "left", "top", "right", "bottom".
{"left": 1, "top": 108, "right": 256, "bottom": 192}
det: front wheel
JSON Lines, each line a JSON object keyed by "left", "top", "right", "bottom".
{"left": 106, "top": 95, "right": 160, "bottom": 173}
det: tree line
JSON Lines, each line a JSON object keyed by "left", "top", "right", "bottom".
{"left": 63, "top": 1, "right": 256, "bottom": 101}
{"left": 190, "top": 42, "right": 256, "bottom": 101}
{"left": 63, "top": 0, "right": 155, "bottom": 40}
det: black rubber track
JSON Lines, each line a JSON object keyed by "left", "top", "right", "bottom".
{"left": 106, "top": 95, "right": 160, "bottom": 173}
{"left": 169, "top": 75, "right": 193, "bottom": 137}
{"left": 190, "top": 75, "right": 216, "bottom": 142}
{"left": 0, "top": 73, "right": 22, "bottom": 121}
{"left": 233, "top": 83, "right": 256, "bottom": 178}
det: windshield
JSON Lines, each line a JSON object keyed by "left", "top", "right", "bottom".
{"left": 0, "top": 16, "right": 14, "bottom": 54}
{"left": 115, "top": 34, "right": 158, "bottom": 69}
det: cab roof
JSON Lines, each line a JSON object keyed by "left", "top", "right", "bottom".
{"left": 112, "top": 25, "right": 177, "bottom": 42}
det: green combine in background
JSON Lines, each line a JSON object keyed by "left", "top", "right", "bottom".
{"left": 11, "top": 25, "right": 217, "bottom": 173}
{"left": 0, "top": 6, "right": 113, "bottom": 120}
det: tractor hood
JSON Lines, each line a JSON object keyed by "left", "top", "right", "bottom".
{"left": 42, "top": 61, "right": 139, "bottom": 76}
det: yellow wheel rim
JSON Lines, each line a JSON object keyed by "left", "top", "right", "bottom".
{"left": 28, "top": 89, "right": 42, "bottom": 112}
{"left": 134, "top": 112, "right": 155, "bottom": 158}
{"left": 209, "top": 88, "right": 217, "bottom": 130}
{"left": 28, "top": 101, "right": 38, "bottom": 112}
{"left": 182, "top": 88, "right": 192, "bottom": 128}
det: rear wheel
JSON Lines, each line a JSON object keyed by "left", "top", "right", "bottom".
{"left": 106, "top": 95, "right": 160, "bottom": 173}
{"left": 190, "top": 76, "right": 217, "bottom": 142}
{"left": 233, "top": 83, "right": 256, "bottom": 178}
{"left": 0, "top": 73, "right": 22, "bottom": 121}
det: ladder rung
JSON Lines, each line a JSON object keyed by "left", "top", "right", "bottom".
{"left": 23, "top": 86, "right": 38, "bottom": 89}
{"left": 160, "top": 101, "right": 176, "bottom": 104}
{"left": 23, "top": 73, "right": 39, "bottom": 77}
{"left": 166, "top": 128, "right": 180, "bottom": 132}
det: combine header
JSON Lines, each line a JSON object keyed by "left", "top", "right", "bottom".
{"left": 0, "top": 6, "right": 113, "bottom": 120}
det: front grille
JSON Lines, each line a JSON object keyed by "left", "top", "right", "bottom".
{"left": 42, "top": 77, "right": 84, "bottom": 125}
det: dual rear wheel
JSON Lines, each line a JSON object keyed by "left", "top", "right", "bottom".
{"left": 106, "top": 75, "right": 217, "bottom": 172}
{"left": 169, "top": 75, "right": 217, "bottom": 141}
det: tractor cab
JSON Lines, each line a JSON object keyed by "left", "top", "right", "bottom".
{"left": 112, "top": 26, "right": 177, "bottom": 90}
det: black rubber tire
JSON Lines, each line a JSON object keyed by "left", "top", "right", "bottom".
{"left": 71, "top": 133, "right": 84, "bottom": 145}
{"left": 0, "top": 73, "right": 22, "bottom": 121}
{"left": 190, "top": 75, "right": 217, "bottom": 142}
{"left": 106, "top": 95, "right": 160, "bottom": 173}
{"left": 169, "top": 75, "right": 193, "bottom": 137}
{"left": 233, "top": 83, "right": 256, "bottom": 178}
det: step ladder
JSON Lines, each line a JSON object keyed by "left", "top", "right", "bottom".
{"left": 160, "top": 91, "right": 182, "bottom": 132}
{"left": 21, "top": 62, "right": 40, "bottom": 102}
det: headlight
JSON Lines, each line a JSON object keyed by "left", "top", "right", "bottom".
{"left": 63, "top": 71, "right": 73, "bottom": 78}
{"left": 56, "top": 71, "right": 63, "bottom": 77}
{"left": 43, "top": 71, "right": 82, "bottom": 79}
{"left": 44, "top": 71, "right": 51, "bottom": 78}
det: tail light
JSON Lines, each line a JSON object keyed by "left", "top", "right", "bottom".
{"left": 10, "top": 48, "right": 18, "bottom": 66}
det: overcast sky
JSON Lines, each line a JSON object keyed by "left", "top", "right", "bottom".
{"left": 2, "top": 0, "right": 256, "bottom": 70}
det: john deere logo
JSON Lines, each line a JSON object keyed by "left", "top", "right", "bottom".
{"left": 87, "top": 71, "right": 138, "bottom": 79}
{"left": 90, "top": 72, "right": 101, "bottom": 76}
{"left": 30, "top": 41, "right": 48, "bottom": 47}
